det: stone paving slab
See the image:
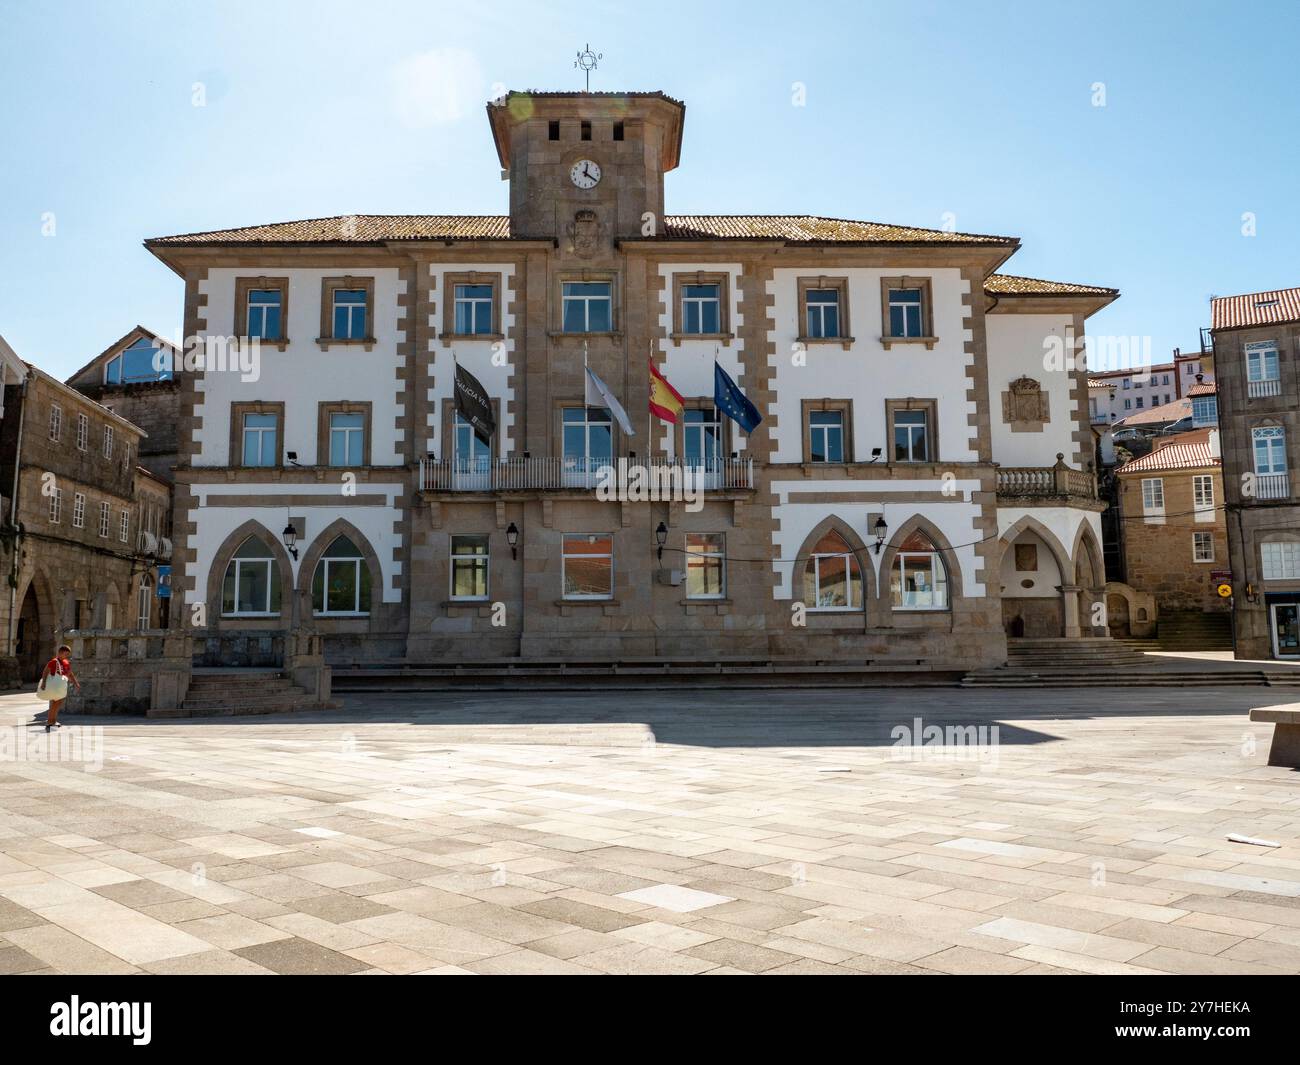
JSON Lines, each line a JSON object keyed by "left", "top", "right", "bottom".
{"left": 0, "top": 686, "right": 1298, "bottom": 975}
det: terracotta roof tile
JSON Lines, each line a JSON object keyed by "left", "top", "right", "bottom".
{"left": 984, "top": 273, "right": 1118, "bottom": 297}
{"left": 1117, "top": 434, "right": 1220, "bottom": 474}
{"left": 1211, "top": 286, "right": 1300, "bottom": 330}
{"left": 1115, "top": 396, "right": 1191, "bottom": 426}
{"left": 146, "top": 214, "right": 1018, "bottom": 247}
{"left": 1186, "top": 380, "right": 1217, "bottom": 397}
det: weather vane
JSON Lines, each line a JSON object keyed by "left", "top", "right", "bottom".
{"left": 575, "top": 44, "right": 601, "bottom": 91}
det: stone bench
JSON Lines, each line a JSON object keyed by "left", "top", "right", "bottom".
{"left": 1249, "top": 705, "right": 1300, "bottom": 768}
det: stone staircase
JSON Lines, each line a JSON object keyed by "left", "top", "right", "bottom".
{"left": 962, "top": 637, "right": 1300, "bottom": 688}
{"left": 1153, "top": 610, "right": 1234, "bottom": 651}
{"left": 151, "top": 668, "right": 328, "bottom": 718}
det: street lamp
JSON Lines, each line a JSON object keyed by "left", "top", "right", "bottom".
{"left": 282, "top": 521, "right": 299, "bottom": 561}
{"left": 506, "top": 522, "right": 519, "bottom": 560}
{"left": 872, "top": 516, "right": 888, "bottom": 555}
{"left": 655, "top": 521, "right": 668, "bottom": 561}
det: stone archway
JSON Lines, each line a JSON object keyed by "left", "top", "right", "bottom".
{"left": 996, "top": 516, "right": 1074, "bottom": 638}
{"left": 1071, "top": 522, "right": 1107, "bottom": 636}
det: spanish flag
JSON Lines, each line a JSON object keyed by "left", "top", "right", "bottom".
{"left": 648, "top": 359, "right": 685, "bottom": 424}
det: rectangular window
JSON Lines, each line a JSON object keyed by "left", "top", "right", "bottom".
{"left": 242, "top": 412, "right": 279, "bottom": 467}
{"left": 548, "top": 119, "right": 560, "bottom": 140}
{"left": 1135, "top": 397, "right": 1144, "bottom": 409}
{"left": 76, "top": 413, "right": 88, "bottom": 451}
{"left": 562, "top": 407, "right": 613, "bottom": 484}
{"left": 562, "top": 533, "right": 613, "bottom": 600}
{"left": 453, "top": 283, "right": 495, "bottom": 335}
{"left": 580, "top": 120, "right": 591, "bottom": 141}
{"left": 685, "top": 533, "right": 725, "bottom": 599}
{"left": 49, "top": 488, "right": 62, "bottom": 524}
{"left": 98, "top": 501, "right": 110, "bottom": 538}
{"left": 1124, "top": 399, "right": 1132, "bottom": 410}
{"left": 72, "top": 493, "right": 85, "bottom": 529}
{"left": 808, "top": 410, "right": 844, "bottom": 463}
{"left": 613, "top": 121, "right": 624, "bottom": 141}
{"left": 893, "top": 409, "right": 930, "bottom": 462}
{"left": 450, "top": 535, "right": 489, "bottom": 600}
{"left": 1193, "top": 531, "right": 1215, "bottom": 563}
{"left": 1123, "top": 378, "right": 1131, "bottom": 389}
{"left": 49, "top": 405, "right": 62, "bottom": 442}
{"left": 1193, "top": 474, "right": 1214, "bottom": 510}
{"left": 805, "top": 289, "right": 842, "bottom": 339}
{"left": 681, "top": 283, "right": 721, "bottom": 335}
{"left": 561, "top": 281, "right": 612, "bottom": 333}
{"left": 328, "top": 411, "right": 365, "bottom": 467}
{"left": 889, "top": 289, "right": 923, "bottom": 337}
{"left": 683, "top": 407, "right": 723, "bottom": 469}
{"left": 1141, "top": 477, "right": 1165, "bottom": 518}
{"left": 1253, "top": 426, "right": 1287, "bottom": 474}
{"left": 119, "top": 509, "right": 130, "bottom": 543}
{"left": 332, "top": 288, "right": 368, "bottom": 340}
{"left": 103, "top": 425, "right": 114, "bottom": 459}
{"left": 246, "top": 288, "right": 284, "bottom": 340}
{"left": 1262, "top": 542, "right": 1300, "bottom": 580}
{"left": 1246, "top": 342, "right": 1280, "bottom": 382}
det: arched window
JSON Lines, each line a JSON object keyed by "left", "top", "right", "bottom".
{"left": 312, "top": 535, "right": 371, "bottom": 616}
{"left": 803, "top": 530, "right": 862, "bottom": 611}
{"left": 137, "top": 577, "right": 152, "bottom": 630}
{"left": 221, "top": 537, "right": 282, "bottom": 616}
{"left": 891, "top": 531, "right": 948, "bottom": 610}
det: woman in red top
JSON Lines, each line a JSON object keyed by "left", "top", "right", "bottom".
{"left": 40, "top": 644, "right": 80, "bottom": 732}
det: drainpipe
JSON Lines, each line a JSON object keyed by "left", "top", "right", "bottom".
{"left": 6, "top": 374, "right": 28, "bottom": 657}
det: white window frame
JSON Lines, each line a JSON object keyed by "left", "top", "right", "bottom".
{"left": 241, "top": 413, "right": 278, "bottom": 468}
{"left": 561, "top": 533, "right": 614, "bottom": 601}
{"left": 453, "top": 283, "right": 495, "bottom": 336}
{"left": 685, "top": 533, "right": 725, "bottom": 600}
{"left": 808, "top": 410, "right": 845, "bottom": 463}
{"left": 1246, "top": 341, "right": 1280, "bottom": 383}
{"left": 98, "top": 501, "right": 111, "bottom": 538}
{"left": 223, "top": 555, "right": 279, "bottom": 617}
{"left": 1141, "top": 477, "right": 1165, "bottom": 524}
{"left": 328, "top": 411, "right": 365, "bottom": 468}
{"left": 103, "top": 425, "right": 114, "bottom": 459}
{"left": 1252, "top": 426, "right": 1287, "bottom": 474}
{"left": 137, "top": 578, "right": 152, "bottom": 629}
{"left": 1261, "top": 542, "right": 1300, "bottom": 581}
{"left": 48, "top": 404, "right": 62, "bottom": 442}
{"left": 48, "top": 487, "right": 62, "bottom": 524}
{"left": 681, "top": 282, "right": 722, "bottom": 335}
{"left": 72, "top": 492, "right": 86, "bottom": 529}
{"left": 1193, "top": 474, "right": 1215, "bottom": 522}
{"left": 1192, "top": 531, "right": 1214, "bottom": 563}
{"left": 119, "top": 509, "right": 130, "bottom": 543}
{"left": 76, "top": 413, "right": 88, "bottom": 451}
{"left": 893, "top": 409, "right": 929, "bottom": 462}
{"left": 805, "top": 288, "right": 842, "bottom": 339}
{"left": 891, "top": 550, "right": 948, "bottom": 611}
{"left": 886, "top": 287, "right": 924, "bottom": 338}
{"left": 560, "top": 282, "right": 612, "bottom": 333}
{"left": 806, "top": 546, "right": 861, "bottom": 612}
{"left": 314, "top": 552, "right": 369, "bottom": 616}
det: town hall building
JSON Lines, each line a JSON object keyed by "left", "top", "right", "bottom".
{"left": 144, "top": 88, "right": 1116, "bottom": 675}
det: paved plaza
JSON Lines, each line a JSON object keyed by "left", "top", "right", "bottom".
{"left": 0, "top": 686, "right": 1298, "bottom": 975}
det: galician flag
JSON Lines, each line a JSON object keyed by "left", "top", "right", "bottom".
{"left": 713, "top": 361, "right": 762, "bottom": 433}
{"left": 648, "top": 359, "right": 685, "bottom": 424}
{"left": 585, "top": 365, "right": 635, "bottom": 436}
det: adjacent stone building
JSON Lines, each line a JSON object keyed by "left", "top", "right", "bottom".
{"left": 0, "top": 347, "right": 171, "bottom": 682}
{"left": 1212, "top": 285, "right": 1300, "bottom": 659}
{"left": 1115, "top": 428, "right": 1228, "bottom": 613}
{"left": 142, "top": 87, "right": 1116, "bottom": 674}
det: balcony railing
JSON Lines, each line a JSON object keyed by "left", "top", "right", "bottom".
{"left": 1254, "top": 472, "right": 1290, "bottom": 501}
{"left": 1248, "top": 378, "right": 1282, "bottom": 399}
{"left": 996, "top": 464, "right": 1097, "bottom": 501}
{"left": 419, "top": 456, "right": 754, "bottom": 493}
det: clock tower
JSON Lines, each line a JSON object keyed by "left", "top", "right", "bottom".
{"left": 487, "top": 91, "right": 685, "bottom": 251}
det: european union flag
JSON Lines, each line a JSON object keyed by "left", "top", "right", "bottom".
{"left": 714, "top": 362, "right": 762, "bottom": 433}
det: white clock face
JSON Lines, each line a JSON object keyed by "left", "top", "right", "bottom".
{"left": 570, "top": 159, "right": 601, "bottom": 189}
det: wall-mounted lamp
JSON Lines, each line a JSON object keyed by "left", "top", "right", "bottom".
{"left": 506, "top": 522, "right": 520, "bottom": 560}
{"left": 282, "top": 521, "right": 299, "bottom": 561}
{"left": 872, "top": 516, "right": 888, "bottom": 555}
{"left": 655, "top": 521, "right": 668, "bottom": 561}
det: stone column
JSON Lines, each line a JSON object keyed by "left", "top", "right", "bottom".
{"left": 1059, "top": 584, "right": 1083, "bottom": 638}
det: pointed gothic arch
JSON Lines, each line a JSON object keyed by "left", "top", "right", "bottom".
{"left": 205, "top": 519, "right": 296, "bottom": 627}
{"left": 296, "top": 517, "right": 384, "bottom": 621}
{"left": 878, "top": 513, "right": 965, "bottom": 609}
{"left": 789, "top": 514, "right": 877, "bottom": 613}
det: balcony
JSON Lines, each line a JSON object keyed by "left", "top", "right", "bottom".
{"left": 1254, "top": 472, "right": 1290, "bottom": 501}
{"left": 996, "top": 462, "right": 1097, "bottom": 504}
{"left": 419, "top": 456, "right": 755, "bottom": 494}
{"left": 1248, "top": 378, "right": 1282, "bottom": 399}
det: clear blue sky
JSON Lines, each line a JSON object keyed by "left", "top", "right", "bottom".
{"left": 2, "top": 0, "right": 1298, "bottom": 378}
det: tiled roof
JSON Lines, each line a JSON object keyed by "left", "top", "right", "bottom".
{"left": 1115, "top": 396, "right": 1191, "bottom": 426}
{"left": 1211, "top": 286, "right": 1300, "bottom": 330}
{"left": 1118, "top": 432, "right": 1219, "bottom": 474}
{"left": 1187, "top": 380, "right": 1217, "bottom": 397}
{"left": 1087, "top": 378, "right": 1109, "bottom": 388}
{"left": 146, "top": 214, "right": 1017, "bottom": 247}
{"left": 983, "top": 273, "right": 1118, "bottom": 297}
{"left": 146, "top": 215, "right": 512, "bottom": 246}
